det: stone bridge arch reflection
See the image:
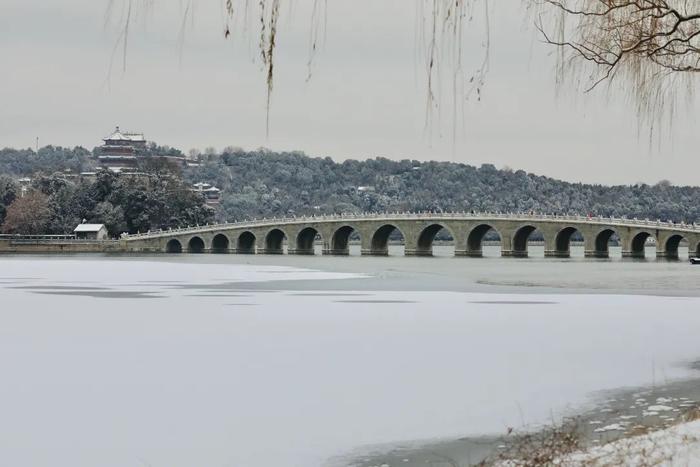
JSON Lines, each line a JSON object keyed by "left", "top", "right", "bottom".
{"left": 211, "top": 234, "right": 230, "bottom": 253}
{"left": 592, "top": 228, "right": 619, "bottom": 258}
{"left": 465, "top": 224, "right": 502, "bottom": 257}
{"left": 188, "top": 236, "right": 205, "bottom": 253}
{"left": 624, "top": 231, "right": 657, "bottom": 259}
{"left": 166, "top": 239, "right": 182, "bottom": 253}
{"left": 328, "top": 225, "right": 359, "bottom": 256}
{"left": 511, "top": 225, "right": 545, "bottom": 258}
{"left": 237, "top": 231, "right": 256, "bottom": 254}
{"left": 551, "top": 226, "right": 584, "bottom": 258}
{"left": 409, "top": 223, "right": 454, "bottom": 256}
{"left": 264, "top": 229, "right": 287, "bottom": 255}
{"left": 368, "top": 224, "right": 405, "bottom": 256}
{"left": 663, "top": 234, "right": 686, "bottom": 260}
{"left": 294, "top": 227, "right": 321, "bottom": 255}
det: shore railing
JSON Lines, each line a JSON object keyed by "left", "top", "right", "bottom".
{"left": 0, "top": 234, "right": 119, "bottom": 244}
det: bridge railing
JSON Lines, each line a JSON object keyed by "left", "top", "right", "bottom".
{"left": 0, "top": 234, "right": 121, "bottom": 245}
{"left": 7, "top": 239, "right": 121, "bottom": 245}
{"left": 0, "top": 234, "right": 78, "bottom": 240}
{"left": 121, "top": 211, "right": 700, "bottom": 240}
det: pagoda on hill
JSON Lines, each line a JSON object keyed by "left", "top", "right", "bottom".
{"left": 98, "top": 126, "right": 147, "bottom": 172}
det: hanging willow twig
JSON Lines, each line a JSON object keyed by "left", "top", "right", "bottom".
{"left": 109, "top": 0, "right": 491, "bottom": 140}
{"left": 108, "top": 1, "right": 700, "bottom": 138}
{"left": 534, "top": 0, "right": 700, "bottom": 134}
{"left": 421, "top": 0, "right": 490, "bottom": 146}
{"left": 225, "top": 0, "right": 281, "bottom": 137}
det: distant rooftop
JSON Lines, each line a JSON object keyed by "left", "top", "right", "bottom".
{"left": 74, "top": 224, "right": 106, "bottom": 233}
{"left": 193, "top": 182, "right": 221, "bottom": 193}
{"left": 103, "top": 126, "right": 145, "bottom": 143}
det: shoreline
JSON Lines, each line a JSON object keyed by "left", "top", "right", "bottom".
{"left": 338, "top": 370, "right": 700, "bottom": 467}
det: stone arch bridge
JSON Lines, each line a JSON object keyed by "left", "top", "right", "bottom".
{"left": 122, "top": 213, "right": 700, "bottom": 259}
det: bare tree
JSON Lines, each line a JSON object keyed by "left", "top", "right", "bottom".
{"left": 534, "top": 1, "right": 700, "bottom": 129}
{"left": 538, "top": 1, "right": 700, "bottom": 80}
{"left": 1, "top": 191, "right": 51, "bottom": 235}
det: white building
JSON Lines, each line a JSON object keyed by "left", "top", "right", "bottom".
{"left": 74, "top": 224, "right": 109, "bottom": 240}
{"left": 192, "top": 182, "right": 222, "bottom": 205}
{"left": 17, "top": 177, "right": 32, "bottom": 197}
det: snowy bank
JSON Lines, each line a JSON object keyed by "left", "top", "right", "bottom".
{"left": 499, "top": 419, "right": 700, "bottom": 466}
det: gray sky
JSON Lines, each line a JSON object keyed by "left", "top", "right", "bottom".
{"left": 1, "top": 0, "right": 698, "bottom": 185}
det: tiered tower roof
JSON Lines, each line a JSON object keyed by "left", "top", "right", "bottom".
{"left": 103, "top": 126, "right": 146, "bottom": 143}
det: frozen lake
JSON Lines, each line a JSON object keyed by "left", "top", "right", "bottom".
{"left": 0, "top": 252, "right": 698, "bottom": 467}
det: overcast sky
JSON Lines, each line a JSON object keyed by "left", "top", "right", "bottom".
{"left": 1, "top": 0, "right": 698, "bottom": 185}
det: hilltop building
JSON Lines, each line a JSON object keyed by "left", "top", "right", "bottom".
{"left": 192, "top": 182, "right": 222, "bottom": 205}
{"left": 97, "top": 126, "right": 147, "bottom": 172}
{"left": 17, "top": 177, "right": 32, "bottom": 197}
{"left": 97, "top": 126, "right": 188, "bottom": 174}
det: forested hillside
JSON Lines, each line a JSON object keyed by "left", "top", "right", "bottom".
{"left": 186, "top": 148, "right": 700, "bottom": 224}
{"left": 0, "top": 146, "right": 95, "bottom": 175}
{"left": 0, "top": 146, "right": 698, "bottom": 236}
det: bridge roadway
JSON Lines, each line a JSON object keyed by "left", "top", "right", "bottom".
{"left": 122, "top": 212, "right": 700, "bottom": 259}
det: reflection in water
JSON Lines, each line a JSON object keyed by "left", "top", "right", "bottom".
{"left": 469, "top": 300, "right": 557, "bottom": 305}
{"left": 289, "top": 293, "right": 373, "bottom": 297}
{"left": 337, "top": 244, "right": 679, "bottom": 259}
{"left": 333, "top": 299, "right": 418, "bottom": 304}
{"left": 185, "top": 294, "right": 253, "bottom": 297}
{"left": 12, "top": 285, "right": 110, "bottom": 290}
{"left": 32, "top": 290, "right": 161, "bottom": 299}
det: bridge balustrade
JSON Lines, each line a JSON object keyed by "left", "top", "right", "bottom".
{"left": 118, "top": 211, "right": 700, "bottom": 260}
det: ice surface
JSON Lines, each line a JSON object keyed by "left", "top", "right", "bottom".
{"left": 648, "top": 405, "right": 674, "bottom": 412}
{"left": 594, "top": 423, "right": 624, "bottom": 433}
{"left": 0, "top": 258, "right": 699, "bottom": 467}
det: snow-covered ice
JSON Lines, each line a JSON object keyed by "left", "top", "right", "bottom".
{"left": 594, "top": 423, "right": 625, "bottom": 433}
{"left": 561, "top": 420, "right": 700, "bottom": 466}
{"left": 1, "top": 258, "right": 700, "bottom": 467}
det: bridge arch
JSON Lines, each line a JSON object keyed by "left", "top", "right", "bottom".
{"left": 592, "top": 228, "right": 619, "bottom": 258}
{"left": 412, "top": 223, "right": 454, "bottom": 256}
{"left": 237, "top": 231, "right": 256, "bottom": 254}
{"left": 512, "top": 225, "right": 543, "bottom": 258}
{"left": 369, "top": 224, "right": 405, "bottom": 256}
{"left": 553, "top": 226, "right": 584, "bottom": 257}
{"left": 664, "top": 234, "right": 687, "bottom": 260}
{"left": 628, "top": 231, "right": 656, "bottom": 258}
{"left": 166, "top": 238, "right": 182, "bottom": 253}
{"left": 211, "top": 234, "right": 230, "bottom": 253}
{"left": 265, "top": 228, "right": 287, "bottom": 254}
{"left": 466, "top": 224, "right": 502, "bottom": 257}
{"left": 188, "top": 236, "right": 206, "bottom": 253}
{"left": 295, "top": 227, "right": 321, "bottom": 255}
{"left": 329, "top": 225, "right": 358, "bottom": 255}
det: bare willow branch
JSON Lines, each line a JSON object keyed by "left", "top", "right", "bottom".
{"left": 535, "top": 0, "right": 700, "bottom": 132}
{"left": 107, "top": 1, "right": 700, "bottom": 139}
